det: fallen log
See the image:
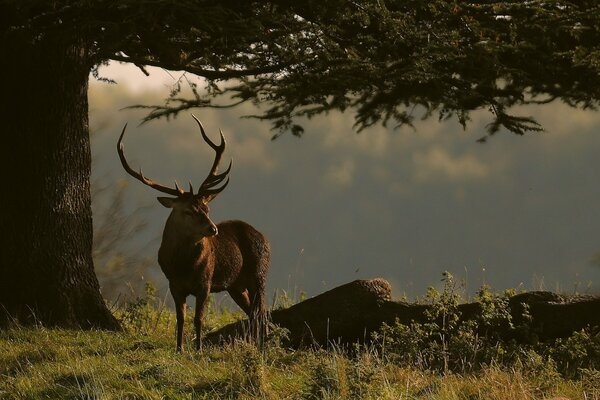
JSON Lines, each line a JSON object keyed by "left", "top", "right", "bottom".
{"left": 205, "top": 279, "right": 600, "bottom": 348}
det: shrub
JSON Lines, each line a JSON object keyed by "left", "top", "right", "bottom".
{"left": 373, "top": 272, "right": 599, "bottom": 379}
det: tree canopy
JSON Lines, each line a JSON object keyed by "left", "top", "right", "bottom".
{"left": 4, "top": 1, "right": 600, "bottom": 141}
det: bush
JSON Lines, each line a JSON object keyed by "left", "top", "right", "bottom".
{"left": 373, "top": 272, "right": 599, "bottom": 379}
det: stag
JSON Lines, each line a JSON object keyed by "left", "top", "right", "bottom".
{"left": 117, "top": 115, "right": 270, "bottom": 351}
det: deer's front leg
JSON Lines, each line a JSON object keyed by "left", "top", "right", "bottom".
{"left": 194, "top": 286, "right": 210, "bottom": 351}
{"left": 171, "top": 288, "right": 187, "bottom": 352}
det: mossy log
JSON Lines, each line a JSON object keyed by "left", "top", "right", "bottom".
{"left": 205, "top": 279, "right": 600, "bottom": 348}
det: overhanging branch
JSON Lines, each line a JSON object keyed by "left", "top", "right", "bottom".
{"left": 108, "top": 54, "right": 290, "bottom": 80}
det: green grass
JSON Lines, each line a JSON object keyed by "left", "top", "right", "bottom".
{"left": 0, "top": 328, "right": 596, "bottom": 400}
{"left": 0, "top": 281, "right": 598, "bottom": 399}
{"left": 1, "top": 321, "right": 597, "bottom": 399}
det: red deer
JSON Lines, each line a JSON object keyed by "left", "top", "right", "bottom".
{"left": 117, "top": 115, "right": 270, "bottom": 351}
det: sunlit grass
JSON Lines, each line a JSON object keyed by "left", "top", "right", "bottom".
{"left": 0, "top": 283, "right": 597, "bottom": 399}
{"left": 1, "top": 327, "right": 596, "bottom": 399}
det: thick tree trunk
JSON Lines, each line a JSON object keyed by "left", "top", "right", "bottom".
{"left": 205, "top": 279, "right": 600, "bottom": 347}
{"left": 0, "top": 34, "right": 119, "bottom": 329}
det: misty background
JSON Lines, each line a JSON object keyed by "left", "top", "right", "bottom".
{"left": 90, "top": 62, "right": 600, "bottom": 303}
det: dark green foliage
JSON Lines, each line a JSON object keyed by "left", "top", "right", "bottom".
{"left": 550, "top": 329, "right": 600, "bottom": 379}
{"left": 345, "top": 350, "right": 382, "bottom": 399}
{"left": 137, "top": 1, "right": 600, "bottom": 141}
{"left": 227, "top": 343, "right": 270, "bottom": 398}
{"left": 3, "top": 1, "right": 600, "bottom": 140}
{"left": 373, "top": 272, "right": 600, "bottom": 379}
{"left": 307, "top": 353, "right": 342, "bottom": 399}
{"left": 121, "top": 282, "right": 162, "bottom": 334}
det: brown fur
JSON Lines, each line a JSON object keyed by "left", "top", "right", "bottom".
{"left": 117, "top": 117, "right": 269, "bottom": 351}
{"left": 157, "top": 196, "right": 270, "bottom": 351}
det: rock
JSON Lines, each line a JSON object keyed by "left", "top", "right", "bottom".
{"left": 205, "top": 278, "right": 600, "bottom": 348}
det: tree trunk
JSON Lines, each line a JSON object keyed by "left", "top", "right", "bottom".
{"left": 0, "top": 33, "right": 120, "bottom": 330}
{"left": 205, "top": 279, "right": 600, "bottom": 348}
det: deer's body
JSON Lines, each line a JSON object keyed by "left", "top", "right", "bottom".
{"left": 158, "top": 220, "right": 265, "bottom": 291}
{"left": 118, "top": 115, "right": 270, "bottom": 351}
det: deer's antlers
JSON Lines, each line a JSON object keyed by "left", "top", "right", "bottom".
{"left": 117, "top": 115, "right": 232, "bottom": 201}
{"left": 192, "top": 114, "right": 232, "bottom": 198}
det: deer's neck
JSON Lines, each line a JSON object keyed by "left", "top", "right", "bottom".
{"left": 158, "top": 218, "right": 208, "bottom": 272}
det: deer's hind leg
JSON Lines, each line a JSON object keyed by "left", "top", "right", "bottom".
{"left": 228, "top": 288, "right": 252, "bottom": 316}
{"left": 228, "top": 288, "right": 255, "bottom": 342}
{"left": 247, "top": 279, "right": 267, "bottom": 346}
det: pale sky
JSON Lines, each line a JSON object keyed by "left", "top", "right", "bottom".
{"left": 90, "top": 62, "right": 600, "bottom": 301}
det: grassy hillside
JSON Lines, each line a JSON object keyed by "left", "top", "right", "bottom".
{"left": 1, "top": 284, "right": 598, "bottom": 399}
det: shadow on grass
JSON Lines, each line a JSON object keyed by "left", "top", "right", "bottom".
{"left": 36, "top": 372, "right": 98, "bottom": 400}
{"left": 190, "top": 379, "right": 243, "bottom": 399}
{"left": 0, "top": 348, "right": 58, "bottom": 377}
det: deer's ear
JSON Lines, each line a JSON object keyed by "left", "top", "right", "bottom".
{"left": 157, "top": 197, "right": 176, "bottom": 208}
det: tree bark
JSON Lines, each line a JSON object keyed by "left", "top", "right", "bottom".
{"left": 0, "top": 33, "right": 119, "bottom": 330}
{"left": 205, "top": 279, "right": 600, "bottom": 347}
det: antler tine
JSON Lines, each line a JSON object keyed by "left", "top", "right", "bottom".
{"left": 201, "top": 177, "right": 230, "bottom": 197}
{"left": 192, "top": 114, "right": 224, "bottom": 151}
{"left": 191, "top": 115, "right": 232, "bottom": 198}
{"left": 117, "top": 124, "right": 184, "bottom": 197}
{"left": 200, "top": 159, "right": 232, "bottom": 189}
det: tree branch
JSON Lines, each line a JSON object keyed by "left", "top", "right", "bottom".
{"left": 108, "top": 54, "right": 290, "bottom": 80}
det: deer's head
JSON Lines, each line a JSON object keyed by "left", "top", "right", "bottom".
{"left": 117, "top": 115, "right": 232, "bottom": 238}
